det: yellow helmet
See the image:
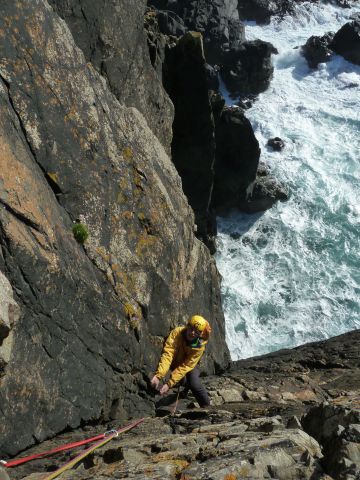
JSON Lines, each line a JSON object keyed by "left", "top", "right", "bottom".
{"left": 188, "top": 315, "right": 208, "bottom": 333}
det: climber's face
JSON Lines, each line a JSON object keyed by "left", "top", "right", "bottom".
{"left": 186, "top": 326, "right": 201, "bottom": 341}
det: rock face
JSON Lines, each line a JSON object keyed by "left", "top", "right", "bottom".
{"left": 48, "top": 0, "right": 174, "bottom": 152}
{"left": 145, "top": 4, "right": 284, "bottom": 237}
{"left": 303, "top": 20, "right": 360, "bottom": 69}
{"left": 148, "top": 0, "right": 245, "bottom": 65}
{"left": 212, "top": 103, "right": 261, "bottom": 209}
{"left": 237, "top": 0, "right": 295, "bottom": 24}
{"left": 0, "top": 272, "right": 21, "bottom": 372}
{"left": 304, "top": 404, "right": 360, "bottom": 479}
{"left": 0, "top": 0, "right": 230, "bottom": 457}
{"left": 164, "top": 32, "right": 217, "bottom": 251}
{"left": 331, "top": 19, "right": 360, "bottom": 65}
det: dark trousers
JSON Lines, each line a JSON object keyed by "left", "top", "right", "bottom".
{"left": 182, "top": 367, "right": 210, "bottom": 407}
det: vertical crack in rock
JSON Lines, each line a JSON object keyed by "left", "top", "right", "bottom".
{"left": 0, "top": 198, "right": 43, "bottom": 234}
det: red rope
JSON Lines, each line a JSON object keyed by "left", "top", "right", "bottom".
{"left": 2, "top": 432, "right": 108, "bottom": 468}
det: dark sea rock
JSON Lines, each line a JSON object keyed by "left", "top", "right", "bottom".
{"left": 212, "top": 103, "right": 261, "bottom": 209}
{"left": 0, "top": 0, "right": 230, "bottom": 457}
{"left": 164, "top": 32, "right": 218, "bottom": 251}
{"left": 237, "top": 0, "right": 295, "bottom": 24}
{"left": 330, "top": 19, "right": 360, "bottom": 65}
{"left": 148, "top": 0, "right": 245, "bottom": 65}
{"left": 156, "top": 9, "right": 187, "bottom": 37}
{"left": 267, "top": 136, "right": 286, "bottom": 151}
{"left": 302, "top": 32, "right": 335, "bottom": 68}
{"left": 241, "top": 174, "right": 289, "bottom": 212}
{"left": 221, "top": 40, "right": 278, "bottom": 98}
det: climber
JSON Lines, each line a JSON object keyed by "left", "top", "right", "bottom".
{"left": 150, "top": 315, "right": 212, "bottom": 407}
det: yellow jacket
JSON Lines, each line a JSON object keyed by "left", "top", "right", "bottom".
{"left": 155, "top": 326, "right": 208, "bottom": 388}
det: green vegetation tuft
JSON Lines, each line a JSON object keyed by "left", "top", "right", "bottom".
{"left": 72, "top": 223, "right": 89, "bottom": 244}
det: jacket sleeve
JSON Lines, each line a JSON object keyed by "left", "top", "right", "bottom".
{"left": 167, "top": 347, "right": 204, "bottom": 388}
{"left": 155, "top": 329, "right": 178, "bottom": 379}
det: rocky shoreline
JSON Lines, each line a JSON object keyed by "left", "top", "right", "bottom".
{"left": 0, "top": 0, "right": 359, "bottom": 478}
{"left": 4, "top": 329, "right": 360, "bottom": 479}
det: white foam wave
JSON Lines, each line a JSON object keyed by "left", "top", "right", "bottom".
{"left": 216, "top": 1, "right": 360, "bottom": 359}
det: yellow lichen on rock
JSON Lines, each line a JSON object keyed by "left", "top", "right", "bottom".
{"left": 122, "top": 146, "right": 133, "bottom": 161}
{"left": 135, "top": 233, "right": 158, "bottom": 258}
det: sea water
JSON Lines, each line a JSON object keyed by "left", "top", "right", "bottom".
{"left": 216, "top": 1, "right": 360, "bottom": 360}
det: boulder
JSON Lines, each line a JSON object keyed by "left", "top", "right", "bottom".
{"left": 303, "top": 404, "right": 360, "bottom": 479}
{"left": 239, "top": 175, "right": 289, "bottom": 213}
{"left": 148, "top": 0, "right": 245, "bottom": 65}
{"left": 267, "top": 137, "right": 286, "bottom": 151}
{"left": 211, "top": 103, "right": 261, "bottom": 210}
{"left": 237, "top": 0, "right": 295, "bottom": 24}
{"left": 330, "top": 19, "right": 360, "bottom": 65}
{"left": 221, "top": 40, "right": 278, "bottom": 98}
{"left": 0, "top": 272, "right": 20, "bottom": 372}
{"left": 302, "top": 32, "right": 335, "bottom": 69}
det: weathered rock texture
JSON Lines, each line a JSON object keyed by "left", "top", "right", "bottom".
{"left": 221, "top": 40, "right": 278, "bottom": 98}
{"left": 331, "top": 19, "right": 360, "bottom": 66}
{"left": 303, "top": 20, "right": 360, "bottom": 69}
{"left": 0, "top": 0, "right": 230, "bottom": 457}
{"left": 148, "top": 0, "right": 245, "bottom": 65}
{"left": 48, "top": 0, "right": 174, "bottom": 152}
{"left": 237, "top": 0, "right": 294, "bottom": 24}
{"left": 0, "top": 271, "right": 21, "bottom": 372}
{"left": 302, "top": 33, "right": 335, "bottom": 69}
{"left": 212, "top": 103, "right": 261, "bottom": 209}
{"left": 8, "top": 329, "right": 360, "bottom": 480}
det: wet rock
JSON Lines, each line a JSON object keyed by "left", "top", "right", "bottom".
{"left": 239, "top": 173, "right": 289, "bottom": 213}
{"left": 267, "top": 136, "right": 286, "bottom": 151}
{"left": 221, "top": 40, "right": 278, "bottom": 98}
{"left": 302, "top": 32, "right": 335, "bottom": 69}
{"left": 205, "top": 63, "right": 220, "bottom": 91}
{"left": 303, "top": 403, "right": 360, "bottom": 479}
{"left": 237, "top": 0, "right": 295, "bottom": 24}
{"left": 212, "top": 104, "right": 261, "bottom": 210}
{"left": 330, "top": 19, "right": 360, "bottom": 66}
